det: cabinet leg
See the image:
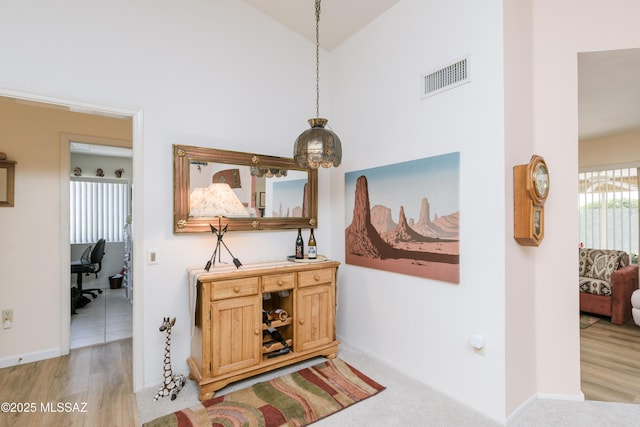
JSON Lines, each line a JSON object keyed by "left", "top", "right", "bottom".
{"left": 326, "top": 352, "right": 337, "bottom": 360}
{"left": 200, "top": 390, "right": 215, "bottom": 401}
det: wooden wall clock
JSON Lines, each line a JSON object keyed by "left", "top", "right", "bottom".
{"left": 514, "top": 155, "right": 549, "bottom": 246}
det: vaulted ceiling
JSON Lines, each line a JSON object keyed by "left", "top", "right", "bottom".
{"left": 243, "top": 2, "right": 640, "bottom": 142}
{"left": 241, "top": 0, "right": 399, "bottom": 51}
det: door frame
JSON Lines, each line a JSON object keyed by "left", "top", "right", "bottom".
{"left": 64, "top": 134, "right": 133, "bottom": 348}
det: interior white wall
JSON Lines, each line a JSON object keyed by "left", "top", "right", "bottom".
{"left": 329, "top": 0, "right": 507, "bottom": 421}
{"left": 0, "top": 0, "right": 331, "bottom": 391}
{"left": 3, "top": 0, "right": 637, "bottom": 423}
{"left": 530, "top": 0, "right": 640, "bottom": 399}
{"left": 503, "top": 0, "right": 538, "bottom": 415}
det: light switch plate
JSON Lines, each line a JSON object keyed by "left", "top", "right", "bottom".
{"left": 147, "top": 249, "right": 158, "bottom": 265}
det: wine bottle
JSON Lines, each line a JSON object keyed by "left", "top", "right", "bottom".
{"left": 295, "top": 228, "right": 304, "bottom": 259}
{"left": 271, "top": 309, "right": 288, "bottom": 322}
{"left": 308, "top": 228, "right": 317, "bottom": 259}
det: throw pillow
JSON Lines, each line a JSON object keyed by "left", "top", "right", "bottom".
{"left": 586, "top": 253, "right": 619, "bottom": 282}
{"left": 579, "top": 248, "right": 589, "bottom": 276}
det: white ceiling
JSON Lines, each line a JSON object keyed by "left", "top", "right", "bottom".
{"left": 578, "top": 48, "right": 640, "bottom": 140}
{"left": 243, "top": 2, "right": 640, "bottom": 142}
{"left": 241, "top": 0, "right": 399, "bottom": 51}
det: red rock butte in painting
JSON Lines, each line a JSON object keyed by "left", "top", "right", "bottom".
{"left": 345, "top": 175, "right": 460, "bottom": 283}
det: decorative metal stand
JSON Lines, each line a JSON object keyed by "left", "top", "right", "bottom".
{"left": 204, "top": 216, "right": 242, "bottom": 272}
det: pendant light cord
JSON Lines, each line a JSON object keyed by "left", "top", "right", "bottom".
{"left": 315, "top": 0, "right": 321, "bottom": 119}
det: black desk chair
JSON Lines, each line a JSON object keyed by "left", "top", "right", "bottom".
{"left": 71, "top": 239, "right": 106, "bottom": 312}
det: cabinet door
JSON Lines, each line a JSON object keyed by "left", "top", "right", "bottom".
{"left": 295, "top": 284, "right": 335, "bottom": 352}
{"left": 210, "top": 295, "right": 262, "bottom": 376}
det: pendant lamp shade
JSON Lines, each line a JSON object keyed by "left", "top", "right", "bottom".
{"left": 293, "top": 118, "right": 342, "bottom": 168}
{"left": 293, "top": 0, "right": 342, "bottom": 169}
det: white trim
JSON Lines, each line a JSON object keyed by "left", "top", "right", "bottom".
{"left": 59, "top": 136, "right": 72, "bottom": 355}
{"left": 131, "top": 110, "right": 145, "bottom": 392}
{"left": 0, "top": 87, "right": 137, "bottom": 118}
{"left": 537, "top": 391, "right": 585, "bottom": 401}
{"left": 0, "top": 348, "right": 62, "bottom": 369}
{"left": 505, "top": 392, "right": 585, "bottom": 424}
{"left": 506, "top": 393, "right": 538, "bottom": 425}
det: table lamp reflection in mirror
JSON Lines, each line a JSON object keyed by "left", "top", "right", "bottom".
{"left": 195, "top": 183, "right": 246, "bottom": 271}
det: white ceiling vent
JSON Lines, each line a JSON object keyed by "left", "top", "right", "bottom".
{"left": 421, "top": 57, "right": 470, "bottom": 99}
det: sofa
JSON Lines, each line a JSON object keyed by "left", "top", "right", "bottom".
{"left": 579, "top": 248, "right": 639, "bottom": 325}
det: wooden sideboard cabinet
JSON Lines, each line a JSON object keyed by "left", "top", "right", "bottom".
{"left": 188, "top": 260, "right": 340, "bottom": 400}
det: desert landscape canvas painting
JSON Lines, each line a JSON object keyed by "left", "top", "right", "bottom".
{"left": 345, "top": 152, "right": 460, "bottom": 283}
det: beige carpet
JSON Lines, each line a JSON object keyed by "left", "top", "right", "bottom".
{"left": 137, "top": 341, "right": 640, "bottom": 426}
{"left": 137, "top": 342, "right": 500, "bottom": 426}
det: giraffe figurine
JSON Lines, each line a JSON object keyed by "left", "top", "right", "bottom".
{"left": 154, "top": 317, "right": 186, "bottom": 401}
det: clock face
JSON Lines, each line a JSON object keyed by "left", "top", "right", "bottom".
{"left": 533, "top": 163, "right": 549, "bottom": 198}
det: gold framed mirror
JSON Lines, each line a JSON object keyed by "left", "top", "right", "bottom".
{"left": 173, "top": 144, "right": 317, "bottom": 233}
{"left": 0, "top": 159, "right": 16, "bottom": 208}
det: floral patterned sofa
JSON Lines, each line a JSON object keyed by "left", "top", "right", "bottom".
{"left": 579, "top": 248, "right": 639, "bottom": 325}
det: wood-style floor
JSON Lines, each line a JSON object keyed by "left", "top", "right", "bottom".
{"left": 581, "top": 316, "right": 640, "bottom": 403}
{"left": 0, "top": 319, "right": 638, "bottom": 426}
{"left": 0, "top": 339, "right": 137, "bottom": 427}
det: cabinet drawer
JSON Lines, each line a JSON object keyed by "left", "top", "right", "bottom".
{"left": 297, "top": 268, "right": 333, "bottom": 288}
{"left": 263, "top": 273, "right": 296, "bottom": 293}
{"left": 210, "top": 277, "right": 259, "bottom": 301}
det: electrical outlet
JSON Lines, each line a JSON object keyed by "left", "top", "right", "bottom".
{"left": 470, "top": 334, "right": 485, "bottom": 356}
{"left": 2, "top": 309, "right": 13, "bottom": 329}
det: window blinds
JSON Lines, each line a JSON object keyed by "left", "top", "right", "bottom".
{"left": 579, "top": 167, "right": 639, "bottom": 259}
{"left": 70, "top": 178, "right": 128, "bottom": 244}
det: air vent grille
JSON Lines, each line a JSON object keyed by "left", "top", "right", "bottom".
{"left": 421, "top": 57, "right": 470, "bottom": 99}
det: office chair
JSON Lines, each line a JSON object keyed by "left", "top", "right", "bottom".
{"left": 71, "top": 238, "right": 106, "bottom": 307}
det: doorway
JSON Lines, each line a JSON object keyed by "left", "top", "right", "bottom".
{"left": 69, "top": 141, "right": 133, "bottom": 348}
{"left": 578, "top": 48, "right": 640, "bottom": 403}
{"left": 0, "top": 89, "right": 143, "bottom": 391}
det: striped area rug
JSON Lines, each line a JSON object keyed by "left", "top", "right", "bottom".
{"left": 143, "top": 358, "right": 385, "bottom": 427}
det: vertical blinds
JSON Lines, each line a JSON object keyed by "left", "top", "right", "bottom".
{"left": 578, "top": 167, "right": 639, "bottom": 259}
{"left": 70, "top": 178, "right": 128, "bottom": 244}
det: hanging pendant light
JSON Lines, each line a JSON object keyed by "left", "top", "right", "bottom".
{"left": 293, "top": 0, "right": 342, "bottom": 169}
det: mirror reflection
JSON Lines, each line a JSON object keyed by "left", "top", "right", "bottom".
{"left": 0, "top": 167, "right": 7, "bottom": 202}
{"left": 174, "top": 145, "right": 317, "bottom": 233}
{"left": 188, "top": 163, "right": 309, "bottom": 219}
{"left": 0, "top": 159, "right": 16, "bottom": 207}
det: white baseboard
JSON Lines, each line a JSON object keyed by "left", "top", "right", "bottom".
{"left": 506, "top": 391, "right": 585, "bottom": 424}
{"left": 537, "top": 391, "right": 585, "bottom": 401}
{"left": 0, "top": 348, "right": 62, "bottom": 369}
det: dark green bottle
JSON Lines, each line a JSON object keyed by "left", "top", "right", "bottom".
{"left": 295, "top": 228, "right": 304, "bottom": 259}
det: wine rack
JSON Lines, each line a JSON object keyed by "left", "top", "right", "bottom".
{"left": 188, "top": 260, "right": 340, "bottom": 401}
{"left": 261, "top": 272, "right": 295, "bottom": 358}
